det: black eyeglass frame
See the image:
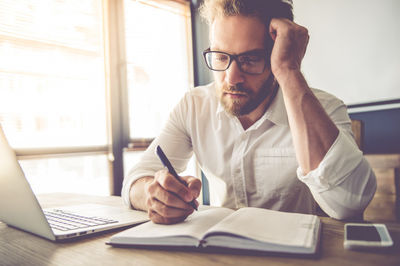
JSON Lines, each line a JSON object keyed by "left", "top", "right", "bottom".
{"left": 202, "top": 48, "right": 269, "bottom": 75}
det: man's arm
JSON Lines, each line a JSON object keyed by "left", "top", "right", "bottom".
{"left": 129, "top": 176, "right": 153, "bottom": 211}
{"left": 269, "top": 18, "right": 339, "bottom": 173}
{"left": 269, "top": 18, "right": 376, "bottom": 219}
{"left": 122, "top": 91, "right": 201, "bottom": 224}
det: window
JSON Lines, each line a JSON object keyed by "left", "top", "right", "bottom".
{"left": 123, "top": 0, "right": 193, "bottom": 140}
{"left": 0, "top": 0, "right": 109, "bottom": 195}
{"left": 18, "top": 155, "right": 110, "bottom": 195}
{"left": 122, "top": 0, "right": 197, "bottom": 176}
{"left": 0, "top": 0, "right": 107, "bottom": 148}
{"left": 0, "top": 0, "right": 196, "bottom": 195}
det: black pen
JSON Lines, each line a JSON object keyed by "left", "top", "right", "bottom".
{"left": 156, "top": 145, "right": 198, "bottom": 211}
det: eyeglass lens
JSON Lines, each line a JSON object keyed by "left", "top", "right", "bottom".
{"left": 205, "top": 51, "right": 266, "bottom": 74}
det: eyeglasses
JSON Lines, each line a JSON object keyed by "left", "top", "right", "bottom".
{"left": 203, "top": 48, "right": 268, "bottom": 75}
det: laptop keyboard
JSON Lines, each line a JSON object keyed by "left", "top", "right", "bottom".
{"left": 44, "top": 209, "right": 118, "bottom": 231}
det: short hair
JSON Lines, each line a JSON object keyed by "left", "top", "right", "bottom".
{"left": 199, "top": 0, "right": 294, "bottom": 62}
{"left": 199, "top": 0, "right": 293, "bottom": 25}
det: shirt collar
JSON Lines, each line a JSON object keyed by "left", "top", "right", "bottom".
{"left": 264, "top": 87, "right": 289, "bottom": 126}
{"left": 216, "top": 97, "right": 225, "bottom": 117}
{"left": 215, "top": 84, "right": 231, "bottom": 120}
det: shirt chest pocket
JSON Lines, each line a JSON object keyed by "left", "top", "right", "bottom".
{"left": 250, "top": 148, "right": 299, "bottom": 195}
{"left": 253, "top": 148, "right": 297, "bottom": 166}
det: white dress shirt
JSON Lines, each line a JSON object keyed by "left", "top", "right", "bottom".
{"left": 122, "top": 82, "right": 376, "bottom": 219}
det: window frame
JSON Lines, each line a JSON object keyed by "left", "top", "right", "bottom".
{"left": 11, "top": 0, "right": 194, "bottom": 196}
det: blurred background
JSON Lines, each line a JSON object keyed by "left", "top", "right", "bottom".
{"left": 1, "top": 0, "right": 399, "bottom": 197}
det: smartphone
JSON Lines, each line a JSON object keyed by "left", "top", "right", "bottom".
{"left": 344, "top": 223, "right": 393, "bottom": 250}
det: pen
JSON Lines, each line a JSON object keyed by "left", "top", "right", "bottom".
{"left": 156, "top": 145, "right": 198, "bottom": 211}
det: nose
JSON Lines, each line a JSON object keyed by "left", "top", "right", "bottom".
{"left": 225, "top": 60, "right": 245, "bottom": 86}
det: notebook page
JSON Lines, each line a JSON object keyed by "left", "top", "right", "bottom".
{"left": 111, "top": 207, "right": 233, "bottom": 241}
{"left": 205, "top": 207, "right": 319, "bottom": 247}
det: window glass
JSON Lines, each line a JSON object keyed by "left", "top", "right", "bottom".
{"left": 123, "top": 150, "right": 199, "bottom": 179}
{"left": 0, "top": 0, "right": 110, "bottom": 196}
{"left": 0, "top": 0, "right": 194, "bottom": 196}
{"left": 124, "top": 0, "right": 193, "bottom": 139}
{"left": 0, "top": 0, "right": 107, "bottom": 148}
{"left": 19, "top": 154, "right": 110, "bottom": 195}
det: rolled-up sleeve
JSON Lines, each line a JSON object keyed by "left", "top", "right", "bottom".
{"left": 297, "top": 123, "right": 376, "bottom": 219}
{"left": 297, "top": 90, "right": 377, "bottom": 219}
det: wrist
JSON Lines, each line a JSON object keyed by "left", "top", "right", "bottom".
{"left": 273, "top": 67, "right": 302, "bottom": 85}
{"left": 275, "top": 69, "right": 311, "bottom": 102}
{"left": 130, "top": 176, "right": 154, "bottom": 211}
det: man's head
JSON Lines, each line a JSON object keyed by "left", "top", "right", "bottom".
{"left": 200, "top": 0, "right": 293, "bottom": 117}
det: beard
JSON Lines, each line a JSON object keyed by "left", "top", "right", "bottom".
{"left": 218, "top": 74, "right": 276, "bottom": 117}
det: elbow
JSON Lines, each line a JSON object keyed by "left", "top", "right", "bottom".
{"left": 318, "top": 166, "right": 377, "bottom": 220}
{"left": 320, "top": 202, "right": 363, "bottom": 220}
{"left": 327, "top": 172, "right": 377, "bottom": 221}
{"left": 328, "top": 209, "right": 363, "bottom": 221}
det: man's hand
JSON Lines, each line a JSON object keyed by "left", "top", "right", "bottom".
{"left": 131, "top": 170, "right": 201, "bottom": 224}
{"left": 269, "top": 18, "right": 309, "bottom": 79}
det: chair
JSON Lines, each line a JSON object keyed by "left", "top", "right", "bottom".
{"left": 351, "top": 119, "right": 364, "bottom": 151}
{"left": 351, "top": 118, "right": 400, "bottom": 221}
{"left": 364, "top": 154, "right": 400, "bottom": 222}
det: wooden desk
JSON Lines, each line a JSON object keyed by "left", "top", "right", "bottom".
{"left": 1, "top": 193, "right": 400, "bottom": 266}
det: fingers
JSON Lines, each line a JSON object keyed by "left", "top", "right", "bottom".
{"left": 147, "top": 195, "right": 194, "bottom": 220}
{"left": 145, "top": 170, "right": 200, "bottom": 224}
{"left": 148, "top": 209, "right": 191, "bottom": 224}
{"left": 268, "top": 18, "right": 309, "bottom": 76}
{"left": 269, "top": 18, "right": 301, "bottom": 33}
{"left": 155, "top": 170, "right": 193, "bottom": 202}
{"left": 269, "top": 18, "right": 288, "bottom": 41}
{"left": 147, "top": 178, "right": 192, "bottom": 209}
{"left": 269, "top": 18, "right": 309, "bottom": 44}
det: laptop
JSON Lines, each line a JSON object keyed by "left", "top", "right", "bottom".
{"left": 0, "top": 125, "right": 149, "bottom": 241}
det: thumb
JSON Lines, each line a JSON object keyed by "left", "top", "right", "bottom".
{"left": 181, "top": 176, "right": 202, "bottom": 199}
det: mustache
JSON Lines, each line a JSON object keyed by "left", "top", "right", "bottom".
{"left": 223, "top": 84, "right": 250, "bottom": 95}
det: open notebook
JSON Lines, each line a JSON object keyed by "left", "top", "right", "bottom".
{"left": 0, "top": 125, "right": 149, "bottom": 241}
{"left": 108, "top": 206, "right": 322, "bottom": 255}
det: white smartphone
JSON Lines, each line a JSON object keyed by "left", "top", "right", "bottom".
{"left": 344, "top": 223, "right": 393, "bottom": 250}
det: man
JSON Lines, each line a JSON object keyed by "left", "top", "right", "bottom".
{"left": 122, "top": 0, "right": 376, "bottom": 224}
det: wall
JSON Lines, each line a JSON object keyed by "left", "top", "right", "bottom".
{"left": 191, "top": 0, "right": 400, "bottom": 156}
{"left": 292, "top": 0, "right": 400, "bottom": 154}
{"left": 293, "top": 0, "right": 400, "bottom": 105}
